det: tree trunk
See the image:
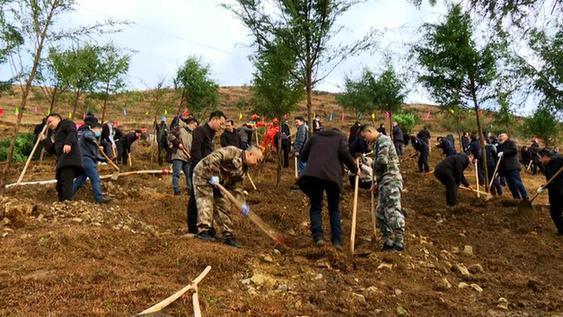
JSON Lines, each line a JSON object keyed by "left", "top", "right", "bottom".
{"left": 101, "top": 83, "right": 110, "bottom": 123}
{"left": 471, "top": 86, "right": 489, "bottom": 192}
{"left": 305, "top": 68, "right": 313, "bottom": 137}
{"left": 388, "top": 112, "right": 393, "bottom": 140}
{"left": 1, "top": 3, "right": 54, "bottom": 191}
{"left": 72, "top": 90, "right": 81, "bottom": 120}
{"left": 177, "top": 90, "right": 185, "bottom": 114}
{"left": 48, "top": 86, "right": 58, "bottom": 115}
{"left": 276, "top": 117, "right": 282, "bottom": 187}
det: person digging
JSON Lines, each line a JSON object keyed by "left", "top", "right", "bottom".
{"left": 194, "top": 145, "right": 263, "bottom": 247}
{"left": 538, "top": 149, "right": 563, "bottom": 235}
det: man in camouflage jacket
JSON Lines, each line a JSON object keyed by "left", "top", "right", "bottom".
{"left": 193, "top": 145, "right": 263, "bottom": 247}
{"left": 361, "top": 125, "right": 406, "bottom": 252}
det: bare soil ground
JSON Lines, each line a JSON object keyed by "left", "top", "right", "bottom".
{"left": 1, "top": 139, "right": 562, "bottom": 317}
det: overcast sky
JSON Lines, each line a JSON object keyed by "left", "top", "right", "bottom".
{"left": 62, "top": 0, "right": 449, "bottom": 104}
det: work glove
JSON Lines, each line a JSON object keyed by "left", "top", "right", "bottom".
{"left": 536, "top": 186, "right": 544, "bottom": 194}
{"left": 209, "top": 176, "right": 220, "bottom": 185}
{"left": 241, "top": 202, "right": 250, "bottom": 217}
{"left": 497, "top": 152, "right": 504, "bottom": 158}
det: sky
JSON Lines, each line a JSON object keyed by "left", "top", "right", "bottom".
{"left": 60, "top": 0, "right": 449, "bottom": 104}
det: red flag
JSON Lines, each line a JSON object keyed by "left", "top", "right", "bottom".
{"left": 425, "top": 111, "right": 431, "bottom": 120}
{"left": 340, "top": 112, "right": 345, "bottom": 121}
{"left": 385, "top": 111, "right": 391, "bottom": 119}
{"left": 0, "top": 108, "right": 4, "bottom": 117}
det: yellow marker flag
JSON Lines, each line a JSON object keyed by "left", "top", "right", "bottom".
{"left": 68, "top": 112, "right": 72, "bottom": 119}
{"left": 239, "top": 113, "right": 243, "bottom": 120}
{"left": 371, "top": 112, "right": 375, "bottom": 120}
{"left": 145, "top": 111, "right": 149, "bottom": 116}
{"left": 47, "top": 108, "right": 51, "bottom": 115}
{"left": 14, "top": 107, "right": 19, "bottom": 115}
{"left": 313, "top": 112, "right": 316, "bottom": 118}
{"left": 164, "top": 109, "right": 168, "bottom": 115}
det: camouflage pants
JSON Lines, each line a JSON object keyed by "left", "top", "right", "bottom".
{"left": 193, "top": 177, "right": 234, "bottom": 238}
{"left": 375, "top": 177, "right": 405, "bottom": 243}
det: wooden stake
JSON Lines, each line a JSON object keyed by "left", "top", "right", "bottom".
{"left": 349, "top": 173, "right": 360, "bottom": 254}
{"left": 474, "top": 161, "right": 480, "bottom": 198}
{"left": 137, "top": 266, "right": 211, "bottom": 316}
{"left": 294, "top": 156, "right": 298, "bottom": 179}
{"left": 16, "top": 125, "right": 48, "bottom": 185}
{"left": 192, "top": 286, "right": 202, "bottom": 317}
{"left": 247, "top": 173, "right": 257, "bottom": 191}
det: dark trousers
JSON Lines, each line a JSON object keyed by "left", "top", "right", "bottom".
{"left": 56, "top": 166, "right": 81, "bottom": 202}
{"left": 418, "top": 152, "right": 430, "bottom": 172}
{"left": 186, "top": 164, "right": 198, "bottom": 233}
{"left": 117, "top": 141, "right": 130, "bottom": 165}
{"left": 476, "top": 161, "right": 485, "bottom": 186}
{"left": 487, "top": 165, "right": 503, "bottom": 196}
{"left": 394, "top": 141, "right": 404, "bottom": 156}
{"left": 434, "top": 171, "right": 458, "bottom": 206}
{"left": 549, "top": 200, "right": 563, "bottom": 233}
{"left": 299, "top": 176, "right": 342, "bottom": 244}
{"left": 278, "top": 140, "right": 290, "bottom": 167}
{"left": 504, "top": 170, "right": 528, "bottom": 200}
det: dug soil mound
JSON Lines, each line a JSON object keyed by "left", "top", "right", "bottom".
{"left": 1, "top": 145, "right": 562, "bottom": 316}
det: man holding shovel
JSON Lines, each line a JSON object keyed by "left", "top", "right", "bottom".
{"left": 298, "top": 126, "right": 358, "bottom": 250}
{"left": 38, "top": 113, "right": 84, "bottom": 202}
{"left": 434, "top": 153, "right": 475, "bottom": 208}
{"left": 194, "top": 145, "right": 263, "bottom": 247}
{"left": 361, "top": 125, "right": 405, "bottom": 252}
{"left": 538, "top": 149, "right": 563, "bottom": 235}
{"left": 168, "top": 118, "right": 196, "bottom": 195}
{"left": 497, "top": 133, "right": 529, "bottom": 201}
{"left": 72, "top": 122, "right": 112, "bottom": 204}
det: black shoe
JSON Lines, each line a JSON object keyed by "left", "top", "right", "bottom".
{"left": 315, "top": 239, "right": 326, "bottom": 247}
{"left": 224, "top": 237, "right": 241, "bottom": 248}
{"left": 393, "top": 242, "right": 405, "bottom": 251}
{"left": 187, "top": 227, "right": 198, "bottom": 234}
{"left": 197, "top": 231, "right": 216, "bottom": 241}
{"left": 174, "top": 191, "right": 181, "bottom": 196}
{"left": 96, "top": 197, "right": 112, "bottom": 204}
{"left": 209, "top": 227, "right": 217, "bottom": 238}
{"left": 382, "top": 239, "right": 395, "bottom": 251}
{"left": 333, "top": 242, "right": 343, "bottom": 251}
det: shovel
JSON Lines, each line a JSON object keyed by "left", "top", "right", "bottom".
{"left": 519, "top": 166, "right": 563, "bottom": 211}
{"left": 16, "top": 125, "right": 48, "bottom": 185}
{"left": 212, "top": 182, "right": 286, "bottom": 247}
{"left": 99, "top": 146, "right": 120, "bottom": 180}
{"left": 350, "top": 159, "right": 360, "bottom": 254}
{"left": 488, "top": 157, "right": 502, "bottom": 190}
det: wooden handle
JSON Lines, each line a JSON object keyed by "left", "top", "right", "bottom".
{"left": 247, "top": 174, "right": 257, "bottom": 191}
{"left": 350, "top": 174, "right": 360, "bottom": 254}
{"left": 181, "top": 147, "right": 191, "bottom": 159}
{"left": 474, "top": 161, "right": 480, "bottom": 198}
{"left": 488, "top": 157, "right": 502, "bottom": 190}
{"left": 137, "top": 266, "right": 211, "bottom": 315}
{"left": 294, "top": 157, "right": 298, "bottom": 179}
{"left": 99, "top": 147, "right": 120, "bottom": 171}
{"left": 17, "top": 125, "right": 48, "bottom": 185}
{"left": 530, "top": 166, "right": 563, "bottom": 203}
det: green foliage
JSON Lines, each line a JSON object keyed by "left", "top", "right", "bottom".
{"left": 251, "top": 38, "right": 304, "bottom": 119}
{"left": 336, "top": 70, "right": 374, "bottom": 119}
{"left": 520, "top": 106, "right": 561, "bottom": 147}
{"left": 0, "top": 133, "right": 34, "bottom": 162}
{"left": 369, "top": 66, "right": 405, "bottom": 114}
{"left": 488, "top": 92, "right": 516, "bottom": 135}
{"left": 174, "top": 57, "right": 219, "bottom": 115}
{"left": 393, "top": 111, "right": 420, "bottom": 134}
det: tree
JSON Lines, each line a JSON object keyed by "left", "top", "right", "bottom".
{"left": 96, "top": 44, "right": 130, "bottom": 122}
{"left": 369, "top": 66, "right": 406, "bottom": 136}
{"left": 174, "top": 57, "right": 219, "bottom": 116}
{"left": 148, "top": 77, "right": 172, "bottom": 122}
{"left": 1, "top": 0, "right": 121, "bottom": 189}
{"left": 0, "top": 0, "right": 23, "bottom": 92}
{"left": 520, "top": 106, "right": 561, "bottom": 147}
{"left": 227, "top": 0, "right": 377, "bottom": 134}
{"left": 393, "top": 110, "right": 419, "bottom": 135}
{"left": 488, "top": 91, "right": 516, "bottom": 135}
{"left": 414, "top": 4, "right": 503, "bottom": 191}
{"left": 336, "top": 70, "right": 375, "bottom": 120}
{"left": 251, "top": 38, "right": 305, "bottom": 185}
{"left": 35, "top": 47, "right": 69, "bottom": 114}
{"left": 438, "top": 105, "right": 468, "bottom": 151}
{"left": 61, "top": 45, "right": 101, "bottom": 119}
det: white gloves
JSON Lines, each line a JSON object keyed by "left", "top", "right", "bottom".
{"left": 536, "top": 187, "right": 544, "bottom": 194}
{"left": 497, "top": 152, "right": 504, "bottom": 158}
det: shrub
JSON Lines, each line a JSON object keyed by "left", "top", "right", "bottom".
{"left": 0, "top": 133, "right": 35, "bottom": 162}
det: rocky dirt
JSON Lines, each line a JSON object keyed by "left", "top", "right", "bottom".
{"left": 1, "top": 141, "right": 562, "bottom": 317}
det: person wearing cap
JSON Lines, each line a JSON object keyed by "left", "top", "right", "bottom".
{"left": 538, "top": 149, "right": 563, "bottom": 234}
{"left": 72, "top": 122, "right": 111, "bottom": 203}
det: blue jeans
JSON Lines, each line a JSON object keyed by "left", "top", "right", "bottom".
{"left": 172, "top": 159, "right": 191, "bottom": 193}
{"left": 504, "top": 169, "right": 528, "bottom": 200}
{"left": 298, "top": 159, "right": 307, "bottom": 176}
{"left": 299, "top": 176, "right": 342, "bottom": 244}
{"left": 73, "top": 157, "right": 103, "bottom": 202}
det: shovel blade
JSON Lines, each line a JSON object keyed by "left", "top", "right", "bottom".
{"left": 111, "top": 171, "right": 119, "bottom": 181}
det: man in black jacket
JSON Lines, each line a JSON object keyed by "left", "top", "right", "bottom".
{"left": 376, "top": 123, "right": 386, "bottom": 136}
{"left": 187, "top": 110, "right": 226, "bottom": 234}
{"left": 497, "top": 133, "right": 528, "bottom": 200}
{"left": 72, "top": 122, "right": 111, "bottom": 203}
{"left": 411, "top": 135, "right": 430, "bottom": 173}
{"left": 467, "top": 135, "right": 485, "bottom": 185}
{"left": 434, "top": 154, "right": 474, "bottom": 207}
{"left": 437, "top": 137, "right": 457, "bottom": 157}
{"left": 417, "top": 126, "right": 431, "bottom": 145}
{"left": 538, "top": 149, "right": 563, "bottom": 234}
{"left": 274, "top": 120, "right": 291, "bottom": 168}
{"left": 117, "top": 130, "right": 140, "bottom": 165}
{"left": 220, "top": 120, "right": 242, "bottom": 148}
{"left": 392, "top": 122, "right": 404, "bottom": 156}
{"left": 298, "top": 127, "right": 358, "bottom": 250}
{"left": 348, "top": 121, "right": 361, "bottom": 148}
{"left": 39, "top": 114, "right": 84, "bottom": 201}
